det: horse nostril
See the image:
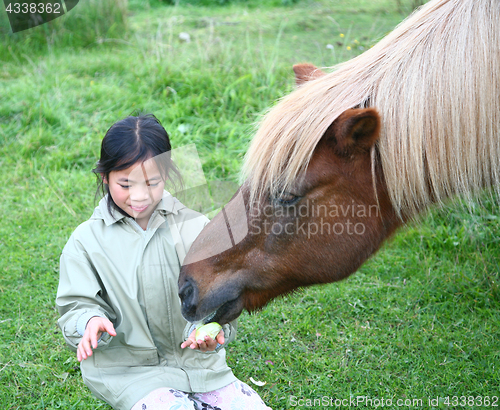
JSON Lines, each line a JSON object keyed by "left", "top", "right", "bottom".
{"left": 178, "top": 279, "right": 198, "bottom": 316}
{"left": 180, "top": 283, "right": 193, "bottom": 300}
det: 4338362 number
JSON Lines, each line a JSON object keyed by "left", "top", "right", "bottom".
{"left": 443, "top": 396, "right": 499, "bottom": 407}
{"left": 5, "top": 3, "right": 62, "bottom": 14}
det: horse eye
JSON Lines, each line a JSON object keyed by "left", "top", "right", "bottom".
{"left": 273, "top": 192, "right": 301, "bottom": 206}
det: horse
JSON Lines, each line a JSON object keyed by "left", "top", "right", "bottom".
{"left": 178, "top": 0, "right": 500, "bottom": 326}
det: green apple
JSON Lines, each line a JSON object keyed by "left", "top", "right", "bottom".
{"left": 195, "top": 322, "right": 222, "bottom": 341}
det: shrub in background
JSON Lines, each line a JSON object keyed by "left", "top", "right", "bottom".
{"left": 128, "top": 0, "right": 301, "bottom": 8}
{"left": 0, "top": 0, "right": 128, "bottom": 59}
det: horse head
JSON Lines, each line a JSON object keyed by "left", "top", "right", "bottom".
{"left": 178, "top": 64, "right": 402, "bottom": 325}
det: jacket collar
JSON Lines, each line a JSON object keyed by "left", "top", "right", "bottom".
{"left": 95, "top": 191, "right": 186, "bottom": 226}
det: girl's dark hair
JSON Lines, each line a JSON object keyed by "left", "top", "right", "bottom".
{"left": 93, "top": 113, "right": 183, "bottom": 217}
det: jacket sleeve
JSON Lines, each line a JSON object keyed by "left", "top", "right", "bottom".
{"left": 56, "top": 236, "right": 116, "bottom": 351}
{"left": 219, "top": 320, "right": 238, "bottom": 351}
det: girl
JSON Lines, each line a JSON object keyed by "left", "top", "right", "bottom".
{"left": 56, "top": 114, "right": 271, "bottom": 410}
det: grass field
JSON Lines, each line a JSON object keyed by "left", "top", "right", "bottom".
{"left": 1, "top": 0, "right": 499, "bottom": 409}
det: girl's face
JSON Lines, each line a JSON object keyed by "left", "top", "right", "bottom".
{"left": 105, "top": 159, "right": 165, "bottom": 230}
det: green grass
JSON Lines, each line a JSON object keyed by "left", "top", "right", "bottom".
{"left": 1, "top": 0, "right": 499, "bottom": 409}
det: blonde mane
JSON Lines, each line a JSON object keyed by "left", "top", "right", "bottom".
{"left": 242, "top": 0, "right": 500, "bottom": 217}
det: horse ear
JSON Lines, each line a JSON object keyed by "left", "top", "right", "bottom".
{"left": 293, "top": 63, "right": 326, "bottom": 86}
{"left": 328, "top": 108, "right": 380, "bottom": 157}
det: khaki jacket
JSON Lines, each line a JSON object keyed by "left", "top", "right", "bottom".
{"left": 56, "top": 193, "right": 237, "bottom": 409}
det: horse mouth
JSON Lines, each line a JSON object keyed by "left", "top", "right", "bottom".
{"left": 179, "top": 272, "right": 246, "bottom": 325}
{"left": 199, "top": 310, "right": 217, "bottom": 325}
{"left": 196, "top": 297, "right": 244, "bottom": 326}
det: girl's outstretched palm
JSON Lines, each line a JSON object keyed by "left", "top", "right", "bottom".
{"left": 181, "top": 328, "right": 224, "bottom": 352}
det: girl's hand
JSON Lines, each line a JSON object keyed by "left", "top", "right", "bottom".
{"left": 77, "top": 316, "right": 117, "bottom": 362}
{"left": 180, "top": 328, "right": 225, "bottom": 352}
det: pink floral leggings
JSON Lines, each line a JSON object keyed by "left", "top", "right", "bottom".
{"left": 130, "top": 380, "right": 272, "bottom": 410}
